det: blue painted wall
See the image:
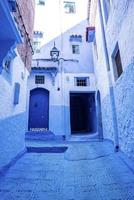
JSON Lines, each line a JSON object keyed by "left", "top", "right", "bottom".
{"left": 49, "top": 105, "right": 71, "bottom": 137}
{"left": 91, "top": 0, "right": 134, "bottom": 160}
{"left": 0, "top": 112, "right": 27, "bottom": 168}
{"left": 0, "top": 54, "right": 29, "bottom": 169}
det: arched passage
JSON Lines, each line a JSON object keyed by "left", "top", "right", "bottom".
{"left": 28, "top": 88, "right": 49, "bottom": 130}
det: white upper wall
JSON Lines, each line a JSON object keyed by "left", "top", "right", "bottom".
{"left": 34, "top": 20, "right": 94, "bottom": 73}
{"left": 33, "top": 19, "right": 94, "bottom": 73}
{"left": 34, "top": 0, "right": 89, "bottom": 45}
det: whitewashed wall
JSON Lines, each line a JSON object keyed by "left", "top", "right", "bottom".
{"left": 0, "top": 50, "right": 29, "bottom": 168}
{"left": 92, "top": 0, "right": 134, "bottom": 160}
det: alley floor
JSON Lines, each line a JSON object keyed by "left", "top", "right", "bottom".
{"left": 0, "top": 140, "right": 134, "bottom": 200}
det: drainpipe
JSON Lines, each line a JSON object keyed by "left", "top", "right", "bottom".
{"left": 98, "top": 0, "right": 119, "bottom": 151}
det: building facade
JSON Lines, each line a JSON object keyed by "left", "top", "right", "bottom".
{"left": 0, "top": 0, "right": 35, "bottom": 168}
{"left": 89, "top": 0, "right": 134, "bottom": 160}
{"left": 28, "top": 0, "right": 98, "bottom": 138}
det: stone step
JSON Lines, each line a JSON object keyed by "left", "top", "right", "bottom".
{"left": 25, "top": 131, "right": 65, "bottom": 141}
{"left": 27, "top": 146, "right": 68, "bottom": 153}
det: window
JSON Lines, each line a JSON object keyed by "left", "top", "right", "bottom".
{"left": 2, "top": 59, "right": 12, "bottom": 83}
{"left": 70, "top": 35, "right": 82, "bottom": 42}
{"left": 34, "top": 31, "right": 43, "bottom": 39}
{"left": 72, "top": 45, "right": 79, "bottom": 54}
{"left": 36, "top": 0, "right": 45, "bottom": 5}
{"left": 64, "top": 2, "right": 76, "bottom": 13}
{"left": 112, "top": 43, "right": 123, "bottom": 81}
{"left": 75, "top": 77, "right": 89, "bottom": 86}
{"left": 35, "top": 75, "right": 45, "bottom": 84}
{"left": 114, "top": 50, "right": 123, "bottom": 78}
{"left": 33, "top": 41, "right": 41, "bottom": 53}
{"left": 4, "top": 60, "right": 11, "bottom": 72}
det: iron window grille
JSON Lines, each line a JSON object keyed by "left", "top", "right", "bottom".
{"left": 75, "top": 77, "right": 89, "bottom": 86}
{"left": 35, "top": 75, "right": 45, "bottom": 84}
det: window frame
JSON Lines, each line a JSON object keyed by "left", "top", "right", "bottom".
{"left": 35, "top": 75, "right": 45, "bottom": 84}
{"left": 64, "top": 1, "right": 76, "bottom": 14}
{"left": 74, "top": 77, "right": 90, "bottom": 87}
{"left": 36, "top": 0, "right": 45, "bottom": 6}
{"left": 33, "top": 41, "right": 41, "bottom": 53}
{"left": 72, "top": 44, "right": 80, "bottom": 54}
{"left": 112, "top": 43, "right": 123, "bottom": 81}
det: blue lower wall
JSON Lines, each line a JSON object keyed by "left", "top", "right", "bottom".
{"left": 102, "top": 94, "right": 114, "bottom": 141}
{"left": 49, "top": 105, "right": 70, "bottom": 136}
{"left": 114, "top": 62, "right": 134, "bottom": 160}
{"left": 0, "top": 112, "right": 27, "bottom": 168}
{"left": 101, "top": 62, "right": 134, "bottom": 161}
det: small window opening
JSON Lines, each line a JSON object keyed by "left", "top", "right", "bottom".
{"left": 35, "top": 75, "right": 45, "bottom": 84}
{"left": 64, "top": 1, "right": 76, "bottom": 14}
{"left": 75, "top": 77, "right": 89, "bottom": 86}
{"left": 72, "top": 45, "right": 79, "bottom": 54}
{"left": 112, "top": 43, "right": 123, "bottom": 81}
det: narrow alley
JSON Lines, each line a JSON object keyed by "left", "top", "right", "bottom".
{"left": 0, "top": 140, "right": 134, "bottom": 200}
{"left": 0, "top": 0, "right": 134, "bottom": 199}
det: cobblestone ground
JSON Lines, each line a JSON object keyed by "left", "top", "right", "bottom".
{"left": 0, "top": 141, "right": 134, "bottom": 200}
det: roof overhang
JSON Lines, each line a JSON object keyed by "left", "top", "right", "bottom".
{"left": 0, "top": 0, "right": 23, "bottom": 72}
{"left": 0, "top": 0, "right": 22, "bottom": 43}
{"left": 32, "top": 67, "right": 58, "bottom": 75}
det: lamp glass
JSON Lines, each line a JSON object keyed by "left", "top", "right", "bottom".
{"left": 50, "top": 44, "right": 60, "bottom": 61}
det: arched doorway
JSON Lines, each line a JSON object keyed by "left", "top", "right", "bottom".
{"left": 96, "top": 90, "right": 103, "bottom": 139}
{"left": 28, "top": 88, "right": 49, "bottom": 130}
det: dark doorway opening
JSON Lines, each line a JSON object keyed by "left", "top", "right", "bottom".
{"left": 28, "top": 88, "right": 49, "bottom": 130}
{"left": 70, "top": 92, "right": 97, "bottom": 134}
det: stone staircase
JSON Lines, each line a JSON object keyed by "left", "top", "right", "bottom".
{"left": 25, "top": 131, "right": 65, "bottom": 141}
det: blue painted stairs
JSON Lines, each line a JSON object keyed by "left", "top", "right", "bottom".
{"left": 25, "top": 131, "right": 65, "bottom": 141}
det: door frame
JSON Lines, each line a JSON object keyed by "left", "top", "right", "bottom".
{"left": 69, "top": 91, "right": 97, "bottom": 135}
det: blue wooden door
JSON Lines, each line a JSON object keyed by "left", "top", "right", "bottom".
{"left": 28, "top": 88, "right": 49, "bottom": 130}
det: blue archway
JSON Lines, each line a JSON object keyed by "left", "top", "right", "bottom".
{"left": 28, "top": 88, "right": 49, "bottom": 130}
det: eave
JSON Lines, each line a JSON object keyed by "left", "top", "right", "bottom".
{"left": 0, "top": 0, "right": 22, "bottom": 43}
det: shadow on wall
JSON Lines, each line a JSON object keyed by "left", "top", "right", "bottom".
{"left": 96, "top": 90, "right": 103, "bottom": 139}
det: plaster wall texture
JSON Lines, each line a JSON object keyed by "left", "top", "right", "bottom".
{"left": 0, "top": 51, "right": 29, "bottom": 168}
{"left": 92, "top": 0, "right": 134, "bottom": 160}
{"left": 91, "top": 4, "right": 114, "bottom": 141}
